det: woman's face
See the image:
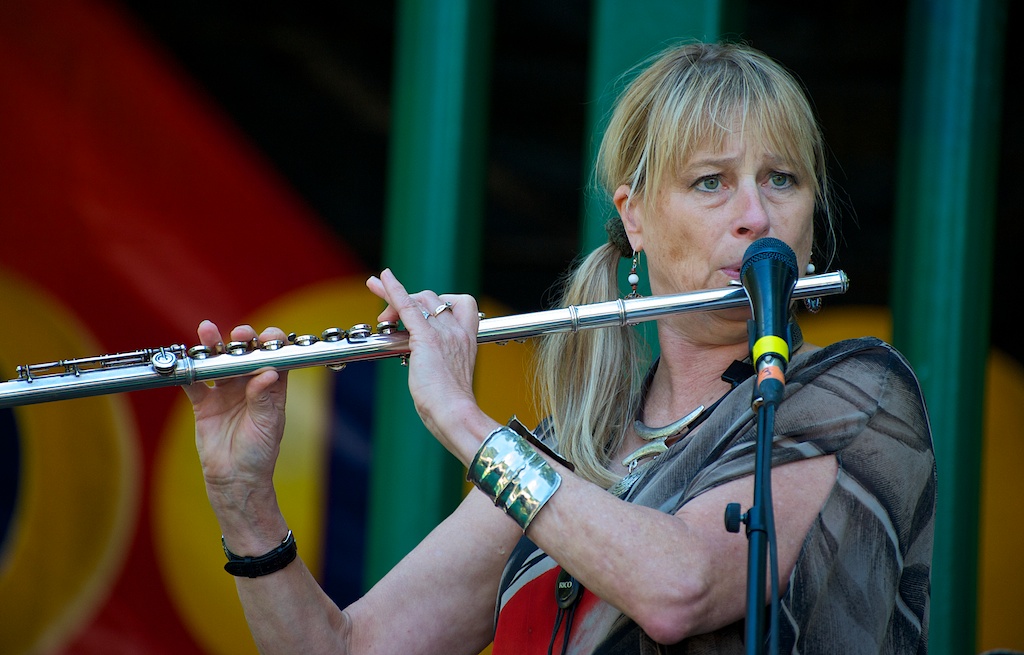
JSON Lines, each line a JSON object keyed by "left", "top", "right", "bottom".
{"left": 618, "top": 129, "right": 815, "bottom": 300}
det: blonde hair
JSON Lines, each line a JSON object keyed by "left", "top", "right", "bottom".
{"left": 535, "top": 41, "right": 834, "bottom": 488}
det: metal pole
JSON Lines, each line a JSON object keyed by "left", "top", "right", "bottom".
{"left": 366, "top": 0, "right": 493, "bottom": 587}
{"left": 891, "top": 1, "right": 1007, "bottom": 652}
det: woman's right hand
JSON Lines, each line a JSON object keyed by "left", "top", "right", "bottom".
{"left": 183, "top": 320, "right": 290, "bottom": 538}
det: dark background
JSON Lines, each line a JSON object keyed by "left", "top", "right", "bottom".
{"left": 119, "top": 1, "right": 1020, "bottom": 364}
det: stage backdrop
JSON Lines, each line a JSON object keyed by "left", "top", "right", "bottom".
{"left": 0, "top": 2, "right": 1020, "bottom": 654}
{"left": 0, "top": 3, "right": 535, "bottom": 654}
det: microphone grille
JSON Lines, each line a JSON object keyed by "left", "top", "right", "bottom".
{"left": 740, "top": 238, "right": 798, "bottom": 277}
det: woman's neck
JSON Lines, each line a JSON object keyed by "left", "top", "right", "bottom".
{"left": 640, "top": 338, "right": 749, "bottom": 428}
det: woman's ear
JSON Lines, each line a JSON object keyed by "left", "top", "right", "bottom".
{"left": 613, "top": 184, "right": 643, "bottom": 252}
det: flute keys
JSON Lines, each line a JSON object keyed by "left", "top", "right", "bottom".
{"left": 188, "top": 345, "right": 212, "bottom": 359}
{"left": 226, "top": 341, "right": 251, "bottom": 355}
{"left": 151, "top": 348, "right": 178, "bottom": 375}
{"left": 177, "top": 319, "right": 409, "bottom": 377}
{"left": 321, "top": 328, "right": 344, "bottom": 342}
{"left": 348, "top": 324, "right": 372, "bottom": 339}
{"left": 323, "top": 327, "right": 347, "bottom": 371}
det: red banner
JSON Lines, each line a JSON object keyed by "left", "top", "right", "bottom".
{"left": 0, "top": 2, "right": 361, "bottom": 653}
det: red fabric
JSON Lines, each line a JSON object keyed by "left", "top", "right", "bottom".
{"left": 493, "top": 567, "right": 601, "bottom": 655}
{"left": 0, "top": 1, "right": 359, "bottom": 652}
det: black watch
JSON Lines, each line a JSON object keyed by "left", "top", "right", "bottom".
{"left": 222, "top": 530, "right": 297, "bottom": 578}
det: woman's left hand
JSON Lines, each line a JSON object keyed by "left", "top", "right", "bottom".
{"left": 366, "top": 268, "right": 487, "bottom": 454}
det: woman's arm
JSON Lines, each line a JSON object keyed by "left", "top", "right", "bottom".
{"left": 526, "top": 454, "right": 838, "bottom": 643}
{"left": 368, "top": 269, "right": 840, "bottom": 646}
{"left": 186, "top": 319, "right": 521, "bottom": 655}
{"left": 346, "top": 488, "right": 523, "bottom": 655}
{"left": 224, "top": 488, "right": 521, "bottom": 655}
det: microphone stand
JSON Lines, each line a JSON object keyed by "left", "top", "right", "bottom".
{"left": 726, "top": 334, "right": 786, "bottom": 655}
{"left": 744, "top": 386, "right": 780, "bottom": 655}
{"left": 725, "top": 237, "right": 802, "bottom": 654}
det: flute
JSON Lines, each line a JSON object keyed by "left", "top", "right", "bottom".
{"left": 0, "top": 271, "right": 847, "bottom": 409}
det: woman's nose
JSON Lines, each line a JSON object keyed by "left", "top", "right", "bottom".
{"left": 733, "top": 180, "right": 771, "bottom": 237}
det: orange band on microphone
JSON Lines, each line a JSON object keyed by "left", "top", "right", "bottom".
{"left": 757, "top": 365, "right": 786, "bottom": 387}
{"left": 752, "top": 335, "right": 789, "bottom": 365}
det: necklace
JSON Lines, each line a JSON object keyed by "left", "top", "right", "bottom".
{"left": 624, "top": 403, "right": 705, "bottom": 473}
{"left": 607, "top": 404, "right": 705, "bottom": 498}
{"left": 607, "top": 357, "right": 758, "bottom": 498}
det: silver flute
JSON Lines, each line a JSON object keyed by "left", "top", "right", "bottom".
{"left": 0, "top": 271, "right": 847, "bottom": 409}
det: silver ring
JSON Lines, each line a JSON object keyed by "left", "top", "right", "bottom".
{"left": 421, "top": 309, "right": 431, "bottom": 319}
{"left": 433, "top": 301, "right": 454, "bottom": 317}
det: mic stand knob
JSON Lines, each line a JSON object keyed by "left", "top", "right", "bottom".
{"left": 724, "top": 502, "right": 746, "bottom": 534}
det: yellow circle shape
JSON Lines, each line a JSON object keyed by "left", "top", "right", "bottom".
{"left": 0, "top": 271, "right": 139, "bottom": 654}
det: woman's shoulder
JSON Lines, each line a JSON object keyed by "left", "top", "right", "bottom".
{"left": 795, "top": 336, "right": 918, "bottom": 383}
{"left": 786, "top": 336, "right": 933, "bottom": 450}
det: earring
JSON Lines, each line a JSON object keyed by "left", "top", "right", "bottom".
{"left": 800, "top": 252, "right": 822, "bottom": 311}
{"left": 803, "top": 253, "right": 822, "bottom": 312}
{"left": 626, "top": 250, "right": 642, "bottom": 299}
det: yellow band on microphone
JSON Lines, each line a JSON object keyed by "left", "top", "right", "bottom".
{"left": 752, "top": 335, "right": 790, "bottom": 364}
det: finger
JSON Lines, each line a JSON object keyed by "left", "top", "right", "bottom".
{"left": 186, "top": 320, "right": 223, "bottom": 404}
{"left": 257, "top": 326, "right": 289, "bottom": 344}
{"left": 197, "top": 319, "right": 225, "bottom": 350}
{"left": 445, "top": 294, "right": 480, "bottom": 323}
{"left": 229, "top": 324, "right": 258, "bottom": 343}
{"left": 430, "top": 299, "right": 455, "bottom": 319}
{"left": 378, "top": 269, "right": 435, "bottom": 326}
{"left": 366, "top": 274, "right": 385, "bottom": 298}
{"left": 367, "top": 274, "right": 402, "bottom": 324}
{"left": 246, "top": 368, "right": 282, "bottom": 398}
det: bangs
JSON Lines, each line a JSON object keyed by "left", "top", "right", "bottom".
{"left": 647, "top": 56, "right": 823, "bottom": 205}
{"left": 600, "top": 43, "right": 827, "bottom": 217}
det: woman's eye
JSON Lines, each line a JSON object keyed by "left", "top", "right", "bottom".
{"left": 769, "top": 172, "right": 794, "bottom": 188}
{"left": 696, "top": 176, "right": 721, "bottom": 191}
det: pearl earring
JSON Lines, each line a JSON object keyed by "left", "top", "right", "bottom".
{"left": 626, "top": 250, "right": 642, "bottom": 299}
{"left": 803, "top": 254, "right": 822, "bottom": 312}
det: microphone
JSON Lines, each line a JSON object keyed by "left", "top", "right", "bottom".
{"left": 740, "top": 238, "right": 799, "bottom": 406}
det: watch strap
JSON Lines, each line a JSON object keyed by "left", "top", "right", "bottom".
{"left": 222, "top": 530, "right": 297, "bottom": 578}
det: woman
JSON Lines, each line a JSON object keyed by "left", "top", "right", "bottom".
{"left": 186, "top": 41, "right": 935, "bottom": 654}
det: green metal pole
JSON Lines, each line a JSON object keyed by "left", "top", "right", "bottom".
{"left": 366, "top": 0, "right": 493, "bottom": 588}
{"left": 581, "top": 0, "right": 741, "bottom": 252}
{"left": 581, "top": 0, "right": 741, "bottom": 351}
{"left": 891, "top": 1, "right": 1006, "bottom": 653}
